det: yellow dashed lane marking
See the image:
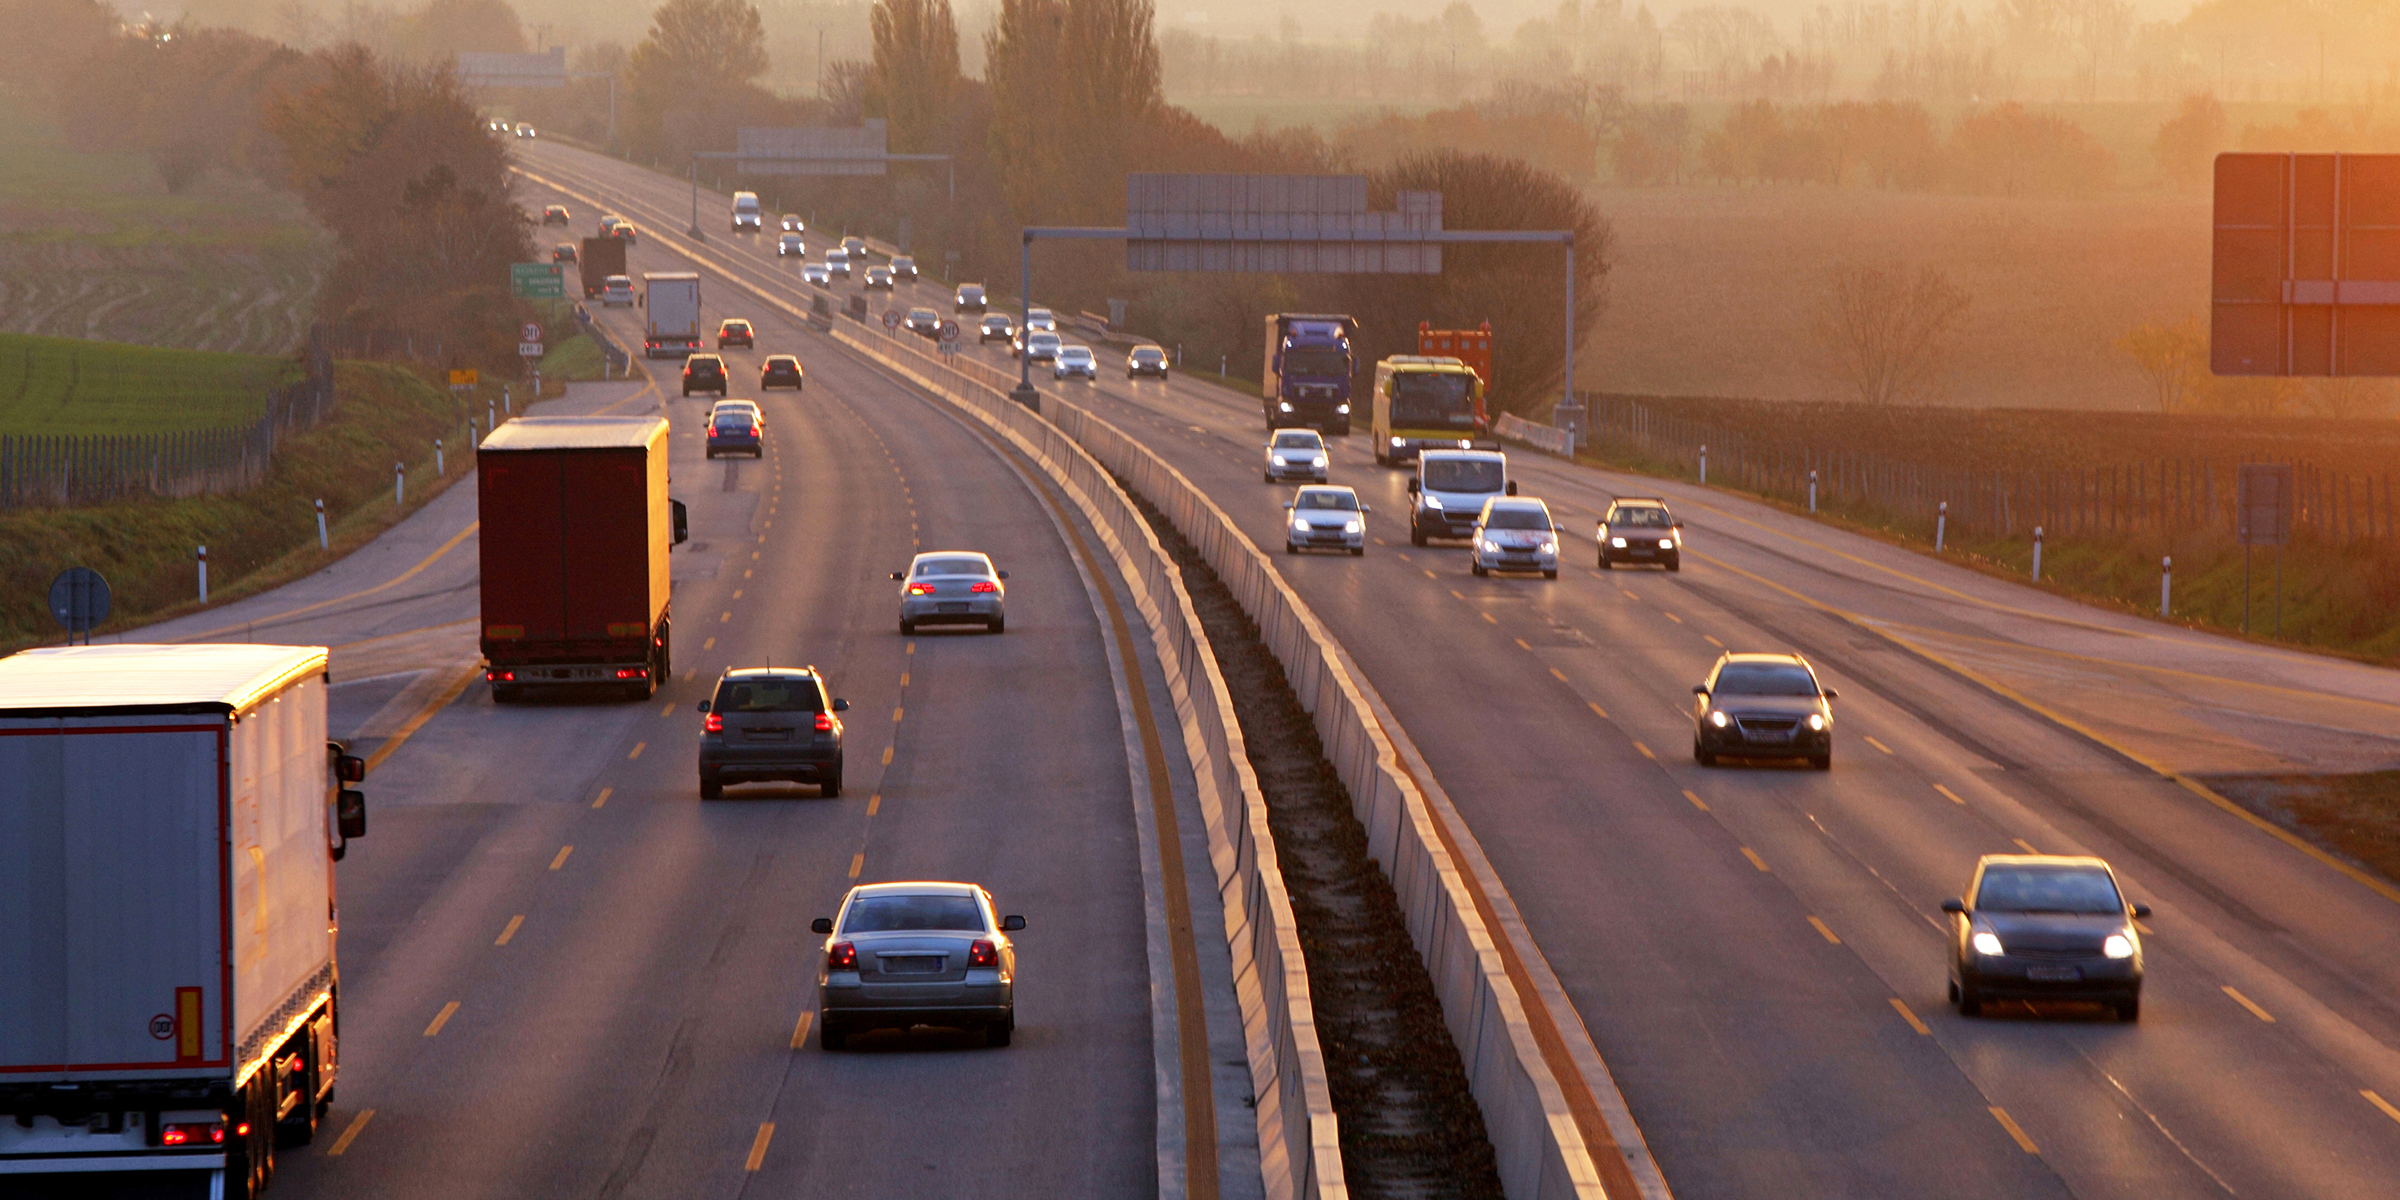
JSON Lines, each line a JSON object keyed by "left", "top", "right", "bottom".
{"left": 326, "top": 1110, "right": 374, "bottom": 1156}
{"left": 790, "top": 1013, "right": 814, "bottom": 1049}
{"left": 2013, "top": 838, "right": 2039, "bottom": 855}
{"left": 627, "top": 741, "right": 645, "bottom": 760}
{"left": 1989, "top": 1107, "right": 2039, "bottom": 1154}
{"left": 2222, "top": 986, "right": 2275, "bottom": 1023}
{"left": 1865, "top": 736, "right": 1894, "bottom": 754}
{"left": 1683, "top": 790, "right": 1708, "bottom": 811}
{"left": 1633, "top": 741, "right": 1655, "bottom": 759}
{"left": 881, "top": 747, "right": 894, "bottom": 765}
{"left": 549, "top": 845, "right": 573, "bottom": 870}
{"left": 495, "top": 915, "right": 524, "bottom": 945}
{"left": 1935, "top": 784, "right": 1966, "bottom": 805}
{"left": 848, "top": 853, "right": 865, "bottom": 880}
{"left": 1807, "top": 916, "right": 1841, "bottom": 944}
{"left": 1889, "top": 998, "right": 1931, "bottom": 1035}
{"left": 1740, "top": 847, "right": 1770, "bottom": 872}
{"left": 1588, "top": 701, "right": 1609, "bottom": 719}
{"left": 423, "top": 1001, "right": 460, "bottom": 1037}
{"left": 1550, "top": 668, "right": 1569, "bottom": 682}
{"left": 745, "top": 1123, "right": 775, "bottom": 1171}
{"left": 592, "top": 787, "right": 611, "bottom": 809}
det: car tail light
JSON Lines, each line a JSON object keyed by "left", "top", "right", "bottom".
{"left": 827, "top": 941, "right": 857, "bottom": 970}
{"left": 814, "top": 712, "right": 834, "bottom": 732}
{"left": 161, "top": 1122, "right": 224, "bottom": 1146}
{"left": 907, "top": 583, "right": 936, "bottom": 595}
{"left": 233, "top": 1122, "right": 250, "bottom": 1137}
{"left": 704, "top": 713, "right": 723, "bottom": 733}
{"left": 968, "top": 939, "right": 1000, "bottom": 968}
{"left": 969, "top": 581, "right": 999, "bottom": 594}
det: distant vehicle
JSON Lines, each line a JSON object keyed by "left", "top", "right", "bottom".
{"left": 905, "top": 308, "right": 941, "bottom": 338}
{"left": 1025, "top": 307, "right": 1057, "bottom": 333}
{"left": 778, "top": 233, "right": 806, "bottom": 258}
{"left": 1283, "top": 485, "right": 1368, "bottom": 556}
{"left": 478, "top": 415, "right": 685, "bottom": 702}
{"left": 979, "top": 313, "right": 1015, "bottom": 343}
{"left": 811, "top": 882, "right": 1025, "bottom": 1049}
{"left": 864, "top": 265, "right": 894, "bottom": 289}
{"left": 717, "top": 318, "right": 753, "bottom": 350}
{"left": 706, "top": 404, "right": 761, "bottom": 458}
{"left": 600, "top": 274, "right": 636, "bottom": 307}
{"left": 1264, "top": 313, "right": 1358, "bottom": 434}
{"left": 761, "top": 354, "right": 805, "bottom": 390}
{"left": 579, "top": 235, "right": 627, "bottom": 296}
{"left": 1598, "top": 498, "right": 1681, "bottom": 571}
{"left": 1945, "top": 856, "right": 2148, "bottom": 1021}
{"left": 488, "top": 117, "right": 510, "bottom": 132}
{"left": 842, "top": 235, "right": 866, "bottom": 259}
{"left": 955, "top": 283, "right": 987, "bottom": 313}
{"left": 0, "top": 645, "right": 368, "bottom": 1189}
{"left": 710, "top": 398, "right": 763, "bottom": 429}
{"left": 1372, "top": 355, "right": 1492, "bottom": 466}
{"left": 1690, "top": 653, "right": 1836, "bottom": 770}
{"left": 803, "top": 262, "right": 831, "bottom": 286}
{"left": 644, "top": 272, "right": 702, "bottom": 357}
{"left": 681, "top": 352, "right": 728, "bottom": 396}
{"left": 893, "top": 550, "right": 1008, "bottom": 635}
{"left": 1014, "top": 330, "right": 1061, "bottom": 363}
{"left": 731, "top": 190, "right": 762, "bottom": 231}
{"left": 1407, "top": 449, "right": 1513, "bottom": 545}
{"left": 890, "top": 255, "right": 918, "bottom": 281}
{"left": 781, "top": 213, "right": 805, "bottom": 233}
{"left": 1053, "top": 345, "right": 1097, "bottom": 379}
{"left": 541, "top": 204, "right": 570, "bottom": 226}
{"left": 1264, "top": 428, "right": 1329, "bottom": 484}
{"left": 1127, "top": 344, "right": 1169, "bottom": 378}
{"left": 1470, "top": 496, "right": 1559, "bottom": 579}
{"left": 696, "top": 667, "right": 848, "bottom": 798}
{"left": 552, "top": 242, "right": 578, "bottom": 263}
{"left": 513, "top": 122, "right": 536, "bottom": 138}
{"left": 600, "top": 215, "right": 637, "bottom": 244}
{"left": 824, "top": 248, "right": 852, "bottom": 278}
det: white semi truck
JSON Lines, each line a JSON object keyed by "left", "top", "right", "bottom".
{"left": 643, "top": 271, "right": 702, "bottom": 357}
{"left": 0, "top": 644, "right": 367, "bottom": 1198}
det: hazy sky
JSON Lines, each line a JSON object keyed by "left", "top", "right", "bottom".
{"left": 1190, "top": 0, "right": 2203, "bottom": 40}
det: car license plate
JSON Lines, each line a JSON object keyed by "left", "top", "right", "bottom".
{"left": 938, "top": 602, "right": 969, "bottom": 613}
{"left": 1745, "top": 731, "right": 1792, "bottom": 744}
{"left": 882, "top": 956, "right": 944, "bottom": 974}
{"left": 2026, "top": 965, "right": 2081, "bottom": 982}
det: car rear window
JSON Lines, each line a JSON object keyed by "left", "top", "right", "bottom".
{"left": 914, "top": 556, "right": 989, "bottom": 577}
{"left": 1485, "top": 507, "right": 1551, "bottom": 530}
{"left": 843, "top": 894, "right": 986, "bottom": 933}
{"left": 1975, "top": 866, "right": 2122, "bottom": 913}
{"left": 1712, "top": 663, "right": 1819, "bottom": 696}
{"left": 713, "top": 675, "right": 822, "bottom": 712}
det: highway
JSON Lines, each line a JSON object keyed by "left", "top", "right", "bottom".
{"left": 513, "top": 135, "right": 2400, "bottom": 1199}
{"left": 103, "top": 216, "right": 1237, "bottom": 1196}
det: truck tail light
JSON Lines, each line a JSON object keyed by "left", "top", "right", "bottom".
{"left": 827, "top": 941, "right": 857, "bottom": 970}
{"left": 969, "top": 581, "right": 999, "bottom": 593}
{"left": 968, "top": 940, "right": 1000, "bottom": 968}
{"left": 704, "top": 713, "right": 723, "bottom": 733}
{"left": 814, "top": 712, "right": 833, "bottom": 732}
{"left": 161, "top": 1122, "right": 224, "bottom": 1146}
{"left": 613, "top": 667, "right": 647, "bottom": 679}
{"left": 485, "top": 670, "right": 516, "bottom": 682}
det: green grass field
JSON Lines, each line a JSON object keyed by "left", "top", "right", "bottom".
{"left": 0, "top": 332, "right": 299, "bottom": 435}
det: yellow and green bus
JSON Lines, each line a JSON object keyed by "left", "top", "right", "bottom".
{"left": 1371, "top": 356, "right": 1494, "bottom": 466}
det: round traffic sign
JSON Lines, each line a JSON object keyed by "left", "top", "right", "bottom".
{"left": 939, "top": 321, "right": 961, "bottom": 343}
{"left": 882, "top": 310, "right": 902, "bottom": 331}
{"left": 520, "top": 321, "right": 542, "bottom": 342}
{"left": 48, "top": 567, "right": 111, "bottom": 636}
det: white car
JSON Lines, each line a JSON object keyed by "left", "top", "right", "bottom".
{"left": 825, "top": 248, "right": 852, "bottom": 278}
{"left": 893, "top": 550, "right": 1008, "bottom": 634}
{"left": 1284, "top": 486, "right": 1367, "bottom": 556}
{"left": 778, "top": 233, "right": 806, "bottom": 258}
{"left": 1053, "top": 345, "right": 1096, "bottom": 379}
{"left": 709, "top": 398, "right": 764, "bottom": 431}
{"left": 1025, "top": 307, "right": 1058, "bottom": 333}
{"left": 600, "top": 275, "right": 636, "bottom": 307}
{"left": 1264, "top": 428, "right": 1329, "bottom": 483}
{"left": 1015, "top": 331, "right": 1061, "bottom": 363}
{"left": 803, "top": 262, "right": 832, "bottom": 287}
{"left": 1471, "top": 497, "right": 1560, "bottom": 579}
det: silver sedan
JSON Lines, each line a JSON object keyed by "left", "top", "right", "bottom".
{"left": 813, "top": 881, "right": 1025, "bottom": 1048}
{"left": 1264, "top": 428, "right": 1329, "bottom": 483}
{"left": 1471, "top": 496, "right": 1561, "bottom": 579}
{"left": 1284, "top": 485, "right": 1367, "bottom": 555}
{"left": 893, "top": 551, "right": 1008, "bottom": 634}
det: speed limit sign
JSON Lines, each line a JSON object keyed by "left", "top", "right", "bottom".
{"left": 938, "top": 321, "right": 961, "bottom": 343}
{"left": 882, "top": 310, "right": 902, "bottom": 331}
{"left": 520, "top": 321, "right": 542, "bottom": 343}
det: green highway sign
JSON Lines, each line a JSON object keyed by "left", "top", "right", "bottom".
{"left": 511, "top": 262, "right": 566, "bottom": 299}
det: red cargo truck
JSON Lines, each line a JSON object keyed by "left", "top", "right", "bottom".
{"left": 478, "top": 416, "right": 686, "bottom": 702}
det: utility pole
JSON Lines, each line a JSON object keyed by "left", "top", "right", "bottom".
{"left": 817, "top": 26, "right": 828, "bottom": 98}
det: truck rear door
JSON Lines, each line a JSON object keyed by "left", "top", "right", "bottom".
{"left": 479, "top": 453, "right": 567, "bottom": 641}
{"left": 561, "top": 451, "right": 652, "bottom": 642}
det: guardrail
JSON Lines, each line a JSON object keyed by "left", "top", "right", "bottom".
{"left": 832, "top": 322, "right": 1346, "bottom": 1200}
{"left": 843, "top": 324, "right": 1651, "bottom": 1200}
{"left": 1495, "top": 412, "right": 1576, "bottom": 457}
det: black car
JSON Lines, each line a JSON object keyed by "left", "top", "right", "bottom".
{"left": 552, "top": 242, "right": 578, "bottom": 263}
{"left": 890, "top": 255, "right": 918, "bottom": 282}
{"left": 1599, "top": 498, "right": 1681, "bottom": 570}
{"left": 761, "top": 354, "right": 804, "bottom": 390}
{"left": 682, "top": 353, "right": 728, "bottom": 397}
{"left": 955, "top": 283, "right": 987, "bottom": 313}
{"left": 1691, "top": 653, "right": 1835, "bottom": 769}
{"left": 696, "top": 668, "right": 848, "bottom": 798}
{"left": 541, "top": 204, "right": 570, "bottom": 226}
{"left": 979, "top": 314, "right": 1015, "bottom": 344}
{"left": 1127, "top": 344, "right": 1169, "bottom": 378}
{"left": 905, "top": 308, "right": 941, "bottom": 339}
{"left": 1945, "top": 856, "right": 2148, "bottom": 1020}
{"left": 717, "top": 319, "right": 754, "bottom": 349}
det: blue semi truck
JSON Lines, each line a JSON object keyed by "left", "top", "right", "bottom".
{"left": 1262, "top": 314, "right": 1357, "bottom": 434}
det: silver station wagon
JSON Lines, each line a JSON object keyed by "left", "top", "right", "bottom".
{"left": 813, "top": 882, "right": 1026, "bottom": 1048}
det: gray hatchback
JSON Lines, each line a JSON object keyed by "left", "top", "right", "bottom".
{"left": 695, "top": 668, "right": 848, "bottom": 798}
{"left": 813, "top": 882, "right": 1025, "bottom": 1048}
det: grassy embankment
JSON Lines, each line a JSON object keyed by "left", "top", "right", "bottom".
{"left": 0, "top": 333, "right": 474, "bottom": 650}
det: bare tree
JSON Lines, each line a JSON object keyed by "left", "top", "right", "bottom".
{"left": 2113, "top": 317, "right": 2207, "bottom": 413}
{"left": 1814, "top": 262, "right": 1971, "bottom": 405}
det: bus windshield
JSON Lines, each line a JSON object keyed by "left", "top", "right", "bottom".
{"left": 1390, "top": 373, "right": 1477, "bottom": 427}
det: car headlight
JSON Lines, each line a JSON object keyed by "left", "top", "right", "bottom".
{"left": 1343, "top": 519, "right": 1363, "bottom": 533}
{"left": 1336, "top": 404, "right": 1350, "bottom": 414}
{"left": 1481, "top": 540, "right": 1501, "bottom": 553}
{"left": 1659, "top": 539, "right": 1675, "bottom": 549}
{"left": 1806, "top": 713, "right": 1825, "bottom": 731}
{"left": 2103, "top": 933, "right": 2134, "bottom": 959}
{"left": 1708, "top": 711, "right": 1728, "bottom": 728}
{"left": 1610, "top": 537, "right": 1627, "bottom": 548}
{"left": 1539, "top": 541, "right": 1558, "bottom": 554}
{"left": 1458, "top": 439, "right": 1473, "bottom": 449}
{"left": 1972, "top": 932, "right": 2005, "bottom": 957}
{"left": 1278, "top": 402, "right": 1293, "bottom": 412}
{"left": 1272, "top": 456, "right": 1287, "bottom": 466}
{"left": 1292, "top": 519, "right": 1310, "bottom": 533}
{"left": 1391, "top": 437, "right": 1406, "bottom": 447}
{"left": 1422, "top": 495, "right": 1442, "bottom": 510}
{"left": 1311, "top": 455, "right": 1327, "bottom": 467}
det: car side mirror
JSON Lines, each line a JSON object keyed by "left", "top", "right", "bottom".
{"left": 1283, "top": 502, "right": 1295, "bottom": 510}
{"left": 2131, "top": 902, "right": 2152, "bottom": 919}
{"left": 1506, "top": 480, "right": 1519, "bottom": 496}
{"left": 811, "top": 918, "right": 834, "bottom": 935}
{"left": 997, "top": 571, "right": 1008, "bottom": 580}
{"left": 890, "top": 571, "right": 905, "bottom": 581}
{"left": 1940, "top": 898, "right": 1967, "bottom": 914}
{"left": 1406, "top": 478, "right": 1420, "bottom": 493}
{"left": 696, "top": 700, "right": 713, "bottom": 713}
{"left": 334, "top": 753, "right": 366, "bottom": 783}
{"left": 1673, "top": 521, "right": 1684, "bottom": 528}
{"left": 1361, "top": 504, "right": 1372, "bottom": 513}
{"left": 670, "top": 499, "right": 688, "bottom": 545}
{"left": 1692, "top": 684, "right": 1709, "bottom": 695}
{"left": 336, "top": 789, "right": 367, "bottom": 839}
{"left": 832, "top": 698, "right": 849, "bottom": 712}
{"left": 1002, "top": 915, "right": 1026, "bottom": 932}
{"left": 1822, "top": 688, "right": 1839, "bottom": 701}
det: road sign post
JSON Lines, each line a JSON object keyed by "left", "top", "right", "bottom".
{"left": 47, "top": 567, "right": 111, "bottom": 644}
{"left": 2237, "top": 463, "right": 2295, "bottom": 633}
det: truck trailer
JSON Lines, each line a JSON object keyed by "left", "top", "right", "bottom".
{"left": 643, "top": 272, "right": 702, "bottom": 358}
{"left": 577, "top": 235, "right": 628, "bottom": 298}
{"left": 1262, "top": 314, "right": 1358, "bottom": 434}
{"left": 0, "top": 644, "right": 368, "bottom": 1198}
{"left": 478, "top": 415, "right": 686, "bottom": 702}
